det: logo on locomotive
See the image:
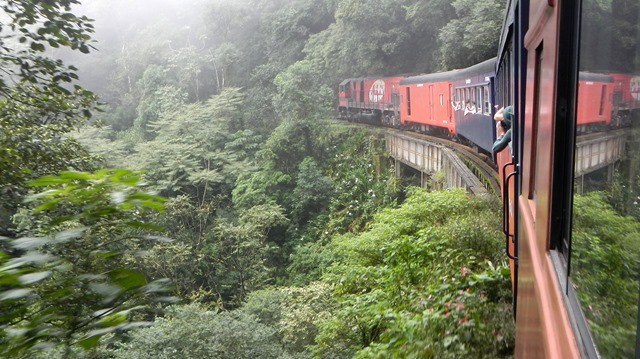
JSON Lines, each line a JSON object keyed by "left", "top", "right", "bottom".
{"left": 369, "top": 80, "right": 385, "bottom": 103}
{"left": 631, "top": 76, "right": 640, "bottom": 101}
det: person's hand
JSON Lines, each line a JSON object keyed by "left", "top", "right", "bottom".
{"left": 494, "top": 106, "right": 504, "bottom": 122}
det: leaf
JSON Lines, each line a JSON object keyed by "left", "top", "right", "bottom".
{"left": 109, "top": 268, "right": 147, "bottom": 290}
{"left": 60, "top": 171, "right": 94, "bottom": 181}
{"left": 77, "top": 334, "right": 101, "bottom": 350}
{"left": 88, "top": 282, "right": 121, "bottom": 297}
{"left": 54, "top": 227, "right": 87, "bottom": 242}
{"left": 0, "top": 289, "right": 33, "bottom": 300}
{"left": 19, "top": 271, "right": 51, "bottom": 284}
{"left": 28, "top": 175, "right": 68, "bottom": 186}
{"left": 126, "top": 222, "right": 165, "bottom": 232}
{"left": 12, "top": 237, "right": 51, "bottom": 250}
{"left": 33, "top": 198, "right": 62, "bottom": 213}
{"left": 97, "top": 311, "right": 128, "bottom": 327}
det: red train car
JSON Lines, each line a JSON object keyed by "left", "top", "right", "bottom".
{"left": 576, "top": 72, "right": 614, "bottom": 132}
{"left": 337, "top": 76, "right": 404, "bottom": 125}
{"left": 398, "top": 70, "right": 459, "bottom": 136}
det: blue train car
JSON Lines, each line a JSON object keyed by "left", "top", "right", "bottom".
{"left": 451, "top": 58, "right": 496, "bottom": 154}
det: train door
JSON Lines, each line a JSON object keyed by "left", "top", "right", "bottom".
{"left": 429, "top": 85, "right": 434, "bottom": 122}
{"left": 448, "top": 84, "right": 453, "bottom": 119}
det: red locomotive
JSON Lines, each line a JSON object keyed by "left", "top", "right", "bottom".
{"left": 337, "top": 76, "right": 404, "bottom": 126}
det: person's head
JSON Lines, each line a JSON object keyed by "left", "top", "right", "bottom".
{"left": 503, "top": 106, "right": 514, "bottom": 127}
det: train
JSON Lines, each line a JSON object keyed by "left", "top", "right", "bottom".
{"left": 338, "top": 60, "right": 637, "bottom": 156}
{"left": 338, "top": 0, "right": 640, "bottom": 357}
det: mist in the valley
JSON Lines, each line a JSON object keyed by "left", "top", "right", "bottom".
{"left": 62, "top": 0, "right": 229, "bottom": 101}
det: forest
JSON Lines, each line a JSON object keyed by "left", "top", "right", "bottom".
{"left": 0, "top": 0, "right": 530, "bottom": 357}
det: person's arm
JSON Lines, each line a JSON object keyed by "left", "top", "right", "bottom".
{"left": 492, "top": 128, "right": 512, "bottom": 154}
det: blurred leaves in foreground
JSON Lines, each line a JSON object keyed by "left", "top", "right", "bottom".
{"left": 0, "top": 169, "right": 174, "bottom": 357}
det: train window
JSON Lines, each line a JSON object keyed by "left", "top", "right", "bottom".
{"left": 439, "top": 93, "right": 444, "bottom": 106}
{"left": 569, "top": 0, "right": 640, "bottom": 357}
{"left": 476, "top": 86, "right": 482, "bottom": 113}
{"left": 483, "top": 86, "right": 491, "bottom": 115}
{"left": 529, "top": 44, "right": 543, "bottom": 202}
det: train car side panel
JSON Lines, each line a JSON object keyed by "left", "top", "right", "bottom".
{"left": 399, "top": 80, "right": 454, "bottom": 134}
{"left": 453, "top": 68, "right": 496, "bottom": 153}
{"left": 576, "top": 74, "right": 614, "bottom": 130}
{"left": 516, "top": 1, "right": 580, "bottom": 357}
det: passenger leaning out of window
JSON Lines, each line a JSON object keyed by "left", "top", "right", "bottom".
{"left": 493, "top": 105, "right": 513, "bottom": 155}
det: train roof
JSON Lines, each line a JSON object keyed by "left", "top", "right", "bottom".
{"left": 339, "top": 74, "right": 415, "bottom": 86}
{"left": 400, "top": 58, "right": 496, "bottom": 86}
{"left": 400, "top": 69, "right": 461, "bottom": 85}
{"left": 578, "top": 72, "right": 613, "bottom": 82}
{"left": 451, "top": 58, "right": 496, "bottom": 80}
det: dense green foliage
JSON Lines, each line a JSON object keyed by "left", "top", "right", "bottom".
{"left": 0, "top": 0, "right": 98, "bottom": 229}
{"left": 0, "top": 0, "right": 519, "bottom": 357}
{"left": 571, "top": 192, "right": 640, "bottom": 358}
{"left": 313, "top": 189, "right": 513, "bottom": 358}
{"left": 69, "top": 190, "right": 513, "bottom": 359}
{"left": 0, "top": 170, "right": 172, "bottom": 357}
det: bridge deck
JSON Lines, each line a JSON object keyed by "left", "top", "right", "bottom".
{"left": 385, "top": 129, "right": 627, "bottom": 194}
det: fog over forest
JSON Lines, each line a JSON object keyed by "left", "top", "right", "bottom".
{"left": 61, "top": 0, "right": 211, "bottom": 96}
{"left": 0, "top": 1, "right": 518, "bottom": 357}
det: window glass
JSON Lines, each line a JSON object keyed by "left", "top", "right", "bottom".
{"left": 571, "top": 1, "right": 640, "bottom": 357}
{"left": 470, "top": 87, "right": 475, "bottom": 107}
{"left": 484, "top": 86, "right": 491, "bottom": 115}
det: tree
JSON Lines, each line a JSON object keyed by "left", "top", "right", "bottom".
{"left": 0, "top": 170, "right": 172, "bottom": 357}
{"left": 438, "top": 0, "right": 504, "bottom": 69}
{"left": 123, "top": 87, "right": 245, "bottom": 201}
{"left": 241, "top": 282, "right": 336, "bottom": 355}
{"left": 212, "top": 204, "right": 288, "bottom": 306}
{"left": 571, "top": 192, "right": 640, "bottom": 358}
{"left": 0, "top": 0, "right": 99, "bottom": 230}
{"left": 106, "top": 304, "right": 291, "bottom": 359}
{"left": 273, "top": 60, "right": 333, "bottom": 123}
{"left": 290, "top": 157, "right": 334, "bottom": 225}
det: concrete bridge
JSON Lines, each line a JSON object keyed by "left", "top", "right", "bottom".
{"left": 574, "top": 129, "right": 627, "bottom": 193}
{"left": 385, "top": 129, "right": 627, "bottom": 195}
{"left": 385, "top": 133, "right": 489, "bottom": 196}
